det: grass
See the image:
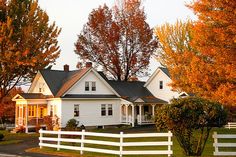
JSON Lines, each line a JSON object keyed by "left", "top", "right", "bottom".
{"left": 0, "top": 130, "right": 38, "bottom": 145}
{"left": 27, "top": 127, "right": 236, "bottom": 157}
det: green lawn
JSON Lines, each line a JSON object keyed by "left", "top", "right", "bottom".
{"left": 30, "top": 127, "right": 236, "bottom": 157}
{"left": 0, "top": 130, "right": 38, "bottom": 145}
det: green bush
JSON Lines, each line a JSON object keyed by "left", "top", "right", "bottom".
{"left": 155, "top": 97, "right": 227, "bottom": 156}
{"left": 0, "top": 133, "right": 4, "bottom": 141}
{"left": 65, "top": 119, "right": 78, "bottom": 131}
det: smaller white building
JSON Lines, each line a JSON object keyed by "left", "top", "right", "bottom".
{"left": 13, "top": 64, "right": 187, "bottom": 132}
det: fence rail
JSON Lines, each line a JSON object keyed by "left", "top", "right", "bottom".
{"left": 39, "top": 129, "right": 173, "bottom": 157}
{"left": 212, "top": 132, "right": 236, "bottom": 156}
{"left": 225, "top": 122, "right": 236, "bottom": 129}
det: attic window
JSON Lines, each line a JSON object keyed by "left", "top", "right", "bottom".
{"left": 159, "top": 81, "right": 163, "bottom": 89}
{"left": 92, "top": 82, "right": 96, "bottom": 91}
{"left": 85, "top": 82, "right": 89, "bottom": 91}
{"left": 39, "top": 83, "right": 45, "bottom": 92}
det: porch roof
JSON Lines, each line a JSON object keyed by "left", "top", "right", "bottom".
{"left": 108, "top": 81, "right": 168, "bottom": 104}
{"left": 15, "top": 93, "right": 51, "bottom": 99}
{"left": 62, "top": 94, "right": 119, "bottom": 99}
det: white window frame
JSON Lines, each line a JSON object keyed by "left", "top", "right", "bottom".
{"left": 101, "top": 104, "right": 106, "bottom": 116}
{"left": 74, "top": 104, "right": 80, "bottom": 117}
{"left": 85, "top": 81, "right": 89, "bottom": 91}
{"left": 108, "top": 104, "right": 113, "bottom": 116}
{"left": 159, "top": 81, "right": 163, "bottom": 89}
{"left": 91, "top": 81, "right": 96, "bottom": 91}
{"left": 101, "top": 104, "right": 113, "bottom": 117}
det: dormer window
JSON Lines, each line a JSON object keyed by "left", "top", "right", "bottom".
{"left": 159, "top": 81, "right": 163, "bottom": 89}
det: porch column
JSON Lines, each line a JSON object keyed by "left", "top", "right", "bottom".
{"left": 36, "top": 104, "right": 39, "bottom": 125}
{"left": 125, "top": 105, "right": 129, "bottom": 123}
{"left": 139, "top": 105, "right": 142, "bottom": 125}
{"left": 120, "top": 105, "right": 123, "bottom": 123}
{"left": 131, "top": 105, "right": 135, "bottom": 127}
{"left": 25, "top": 104, "right": 28, "bottom": 133}
{"left": 15, "top": 104, "right": 18, "bottom": 127}
{"left": 152, "top": 104, "right": 156, "bottom": 117}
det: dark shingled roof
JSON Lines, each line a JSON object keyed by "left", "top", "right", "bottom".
{"left": 107, "top": 80, "right": 167, "bottom": 104}
{"left": 18, "top": 93, "right": 48, "bottom": 99}
{"left": 40, "top": 69, "right": 90, "bottom": 97}
{"left": 159, "top": 67, "right": 171, "bottom": 78}
{"left": 40, "top": 69, "right": 78, "bottom": 96}
{"left": 62, "top": 94, "right": 119, "bottom": 99}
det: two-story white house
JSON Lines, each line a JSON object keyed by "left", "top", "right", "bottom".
{"left": 13, "top": 63, "right": 187, "bottom": 132}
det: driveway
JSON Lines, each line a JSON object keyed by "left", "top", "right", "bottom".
{"left": 0, "top": 136, "right": 58, "bottom": 157}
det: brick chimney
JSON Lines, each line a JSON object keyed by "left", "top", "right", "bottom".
{"left": 85, "top": 62, "right": 92, "bottom": 68}
{"left": 64, "top": 64, "right": 69, "bottom": 72}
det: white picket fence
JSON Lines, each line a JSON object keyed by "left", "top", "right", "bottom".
{"left": 39, "top": 129, "right": 173, "bottom": 157}
{"left": 225, "top": 122, "right": 236, "bottom": 129}
{"left": 212, "top": 132, "right": 236, "bottom": 156}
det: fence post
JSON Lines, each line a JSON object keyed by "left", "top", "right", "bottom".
{"left": 39, "top": 129, "right": 43, "bottom": 149}
{"left": 168, "top": 131, "right": 172, "bottom": 157}
{"left": 229, "top": 123, "right": 231, "bottom": 129}
{"left": 213, "top": 132, "right": 218, "bottom": 155}
{"left": 57, "top": 130, "right": 61, "bottom": 151}
{"left": 80, "top": 130, "right": 85, "bottom": 155}
{"left": 120, "top": 132, "right": 123, "bottom": 157}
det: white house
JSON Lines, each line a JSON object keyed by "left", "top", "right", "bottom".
{"left": 12, "top": 63, "right": 186, "bottom": 132}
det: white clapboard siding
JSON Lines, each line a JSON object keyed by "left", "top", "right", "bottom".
{"left": 39, "top": 129, "right": 173, "bottom": 157}
{"left": 213, "top": 132, "right": 236, "bottom": 156}
{"left": 225, "top": 122, "right": 236, "bottom": 129}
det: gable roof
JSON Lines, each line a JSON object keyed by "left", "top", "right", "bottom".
{"left": 144, "top": 67, "right": 170, "bottom": 87}
{"left": 108, "top": 80, "right": 167, "bottom": 104}
{"left": 39, "top": 68, "right": 90, "bottom": 97}
{"left": 159, "top": 67, "right": 170, "bottom": 78}
{"left": 13, "top": 93, "right": 50, "bottom": 100}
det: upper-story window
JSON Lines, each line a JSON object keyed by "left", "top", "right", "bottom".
{"left": 92, "top": 82, "right": 96, "bottom": 91}
{"left": 85, "top": 82, "right": 89, "bottom": 91}
{"left": 85, "top": 81, "right": 96, "bottom": 91}
{"left": 39, "top": 83, "right": 45, "bottom": 92}
{"left": 159, "top": 81, "right": 163, "bottom": 89}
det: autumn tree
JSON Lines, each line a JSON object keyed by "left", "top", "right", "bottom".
{"left": 0, "top": 87, "right": 23, "bottom": 123}
{"left": 75, "top": 0, "right": 158, "bottom": 81}
{"left": 155, "top": 0, "right": 236, "bottom": 106}
{"left": 0, "top": 0, "right": 61, "bottom": 102}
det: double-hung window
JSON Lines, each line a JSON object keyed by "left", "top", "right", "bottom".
{"left": 74, "top": 104, "right": 80, "bottom": 117}
{"left": 101, "top": 104, "right": 106, "bottom": 116}
{"left": 159, "top": 81, "right": 163, "bottom": 89}
{"left": 85, "top": 82, "right": 89, "bottom": 91}
{"left": 85, "top": 81, "right": 96, "bottom": 91}
{"left": 101, "top": 104, "right": 113, "bottom": 116}
{"left": 108, "top": 104, "right": 113, "bottom": 116}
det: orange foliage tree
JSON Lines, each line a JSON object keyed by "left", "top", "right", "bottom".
{"left": 155, "top": 0, "right": 236, "bottom": 106}
{"left": 0, "top": 0, "right": 61, "bottom": 102}
{"left": 75, "top": 0, "right": 158, "bottom": 81}
{"left": 0, "top": 87, "right": 23, "bottom": 123}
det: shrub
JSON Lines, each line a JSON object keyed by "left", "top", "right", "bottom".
{"left": 155, "top": 97, "right": 227, "bottom": 156}
{"left": 43, "top": 116, "right": 53, "bottom": 130}
{"left": 65, "top": 119, "right": 78, "bottom": 131}
{"left": 0, "top": 133, "right": 4, "bottom": 141}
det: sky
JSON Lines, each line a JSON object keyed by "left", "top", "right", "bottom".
{"left": 37, "top": 0, "right": 195, "bottom": 73}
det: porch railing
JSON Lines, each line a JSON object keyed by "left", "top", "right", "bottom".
{"left": 121, "top": 115, "right": 133, "bottom": 124}
{"left": 137, "top": 115, "right": 154, "bottom": 124}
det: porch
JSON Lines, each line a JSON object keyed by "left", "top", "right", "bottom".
{"left": 120, "top": 104, "right": 160, "bottom": 126}
{"left": 15, "top": 104, "right": 47, "bottom": 132}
